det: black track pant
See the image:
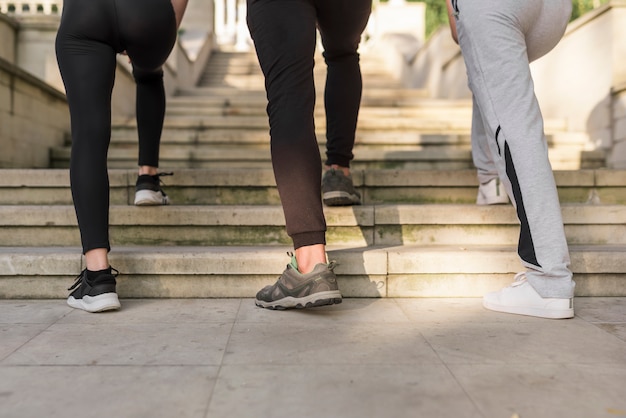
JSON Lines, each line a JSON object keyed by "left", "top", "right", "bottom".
{"left": 55, "top": 0, "right": 177, "bottom": 253}
{"left": 247, "top": 0, "right": 371, "bottom": 248}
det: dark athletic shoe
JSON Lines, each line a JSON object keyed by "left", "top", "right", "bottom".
{"left": 322, "top": 168, "right": 361, "bottom": 206}
{"left": 67, "top": 267, "right": 121, "bottom": 313}
{"left": 255, "top": 255, "right": 342, "bottom": 310}
{"left": 134, "top": 172, "right": 173, "bottom": 206}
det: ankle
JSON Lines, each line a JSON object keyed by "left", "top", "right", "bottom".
{"left": 294, "top": 244, "right": 327, "bottom": 274}
{"left": 85, "top": 248, "right": 109, "bottom": 272}
{"left": 138, "top": 166, "right": 158, "bottom": 176}
{"left": 325, "top": 164, "right": 350, "bottom": 177}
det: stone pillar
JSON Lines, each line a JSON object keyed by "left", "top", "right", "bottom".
{"left": 0, "top": 13, "right": 17, "bottom": 64}
{"left": 14, "top": 14, "right": 63, "bottom": 93}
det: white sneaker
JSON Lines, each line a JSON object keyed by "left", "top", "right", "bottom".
{"left": 134, "top": 173, "right": 171, "bottom": 206}
{"left": 483, "top": 273, "right": 574, "bottom": 319}
{"left": 476, "top": 178, "right": 509, "bottom": 205}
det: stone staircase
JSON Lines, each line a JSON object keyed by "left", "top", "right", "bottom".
{"left": 1, "top": 49, "right": 625, "bottom": 299}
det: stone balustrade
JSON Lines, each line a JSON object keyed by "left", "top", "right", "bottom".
{"left": 0, "top": 1, "right": 61, "bottom": 14}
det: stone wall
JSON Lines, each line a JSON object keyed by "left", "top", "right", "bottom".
{"left": 0, "top": 13, "right": 16, "bottom": 63}
{"left": 0, "top": 57, "right": 69, "bottom": 167}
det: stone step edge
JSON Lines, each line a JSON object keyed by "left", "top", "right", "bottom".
{"left": 2, "top": 244, "right": 624, "bottom": 274}
{"left": 1, "top": 204, "right": 625, "bottom": 227}
{"left": 1, "top": 245, "right": 623, "bottom": 298}
{"left": 2, "top": 168, "right": 624, "bottom": 188}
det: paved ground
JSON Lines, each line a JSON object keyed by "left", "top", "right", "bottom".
{"left": 1, "top": 297, "right": 625, "bottom": 418}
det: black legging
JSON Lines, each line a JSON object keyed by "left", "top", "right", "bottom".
{"left": 247, "top": 0, "right": 372, "bottom": 248}
{"left": 55, "top": 0, "right": 177, "bottom": 253}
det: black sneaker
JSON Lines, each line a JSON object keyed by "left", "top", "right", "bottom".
{"left": 255, "top": 254, "right": 342, "bottom": 310}
{"left": 322, "top": 168, "right": 361, "bottom": 206}
{"left": 67, "top": 267, "right": 121, "bottom": 312}
{"left": 134, "top": 172, "right": 173, "bottom": 206}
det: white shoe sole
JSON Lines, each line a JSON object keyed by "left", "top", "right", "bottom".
{"left": 483, "top": 298, "right": 574, "bottom": 319}
{"left": 134, "top": 190, "right": 169, "bottom": 206}
{"left": 67, "top": 293, "right": 121, "bottom": 313}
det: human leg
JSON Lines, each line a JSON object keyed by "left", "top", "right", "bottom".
{"left": 132, "top": 67, "right": 173, "bottom": 206}
{"left": 454, "top": 0, "right": 574, "bottom": 303}
{"left": 116, "top": 0, "right": 178, "bottom": 206}
{"left": 247, "top": 0, "right": 341, "bottom": 308}
{"left": 56, "top": 7, "right": 117, "bottom": 260}
{"left": 56, "top": 0, "right": 121, "bottom": 311}
{"left": 317, "top": 0, "right": 370, "bottom": 168}
{"left": 317, "top": 0, "right": 371, "bottom": 206}
{"left": 247, "top": 0, "right": 327, "bottom": 266}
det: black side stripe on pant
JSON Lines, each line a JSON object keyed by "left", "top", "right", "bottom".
{"left": 504, "top": 141, "right": 541, "bottom": 268}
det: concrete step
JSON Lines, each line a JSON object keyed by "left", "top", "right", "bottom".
{"left": 164, "top": 96, "right": 472, "bottom": 116}
{"left": 1, "top": 244, "right": 624, "bottom": 298}
{"left": 101, "top": 131, "right": 591, "bottom": 164}
{"left": 197, "top": 50, "right": 403, "bottom": 89}
{"left": 176, "top": 86, "right": 431, "bottom": 106}
{"left": 2, "top": 169, "right": 624, "bottom": 206}
{"left": 2, "top": 203, "right": 626, "bottom": 247}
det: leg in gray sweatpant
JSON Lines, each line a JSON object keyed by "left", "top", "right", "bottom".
{"left": 454, "top": 0, "right": 575, "bottom": 298}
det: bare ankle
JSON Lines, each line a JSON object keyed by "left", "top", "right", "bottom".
{"left": 138, "top": 166, "right": 158, "bottom": 176}
{"left": 294, "top": 244, "right": 327, "bottom": 274}
{"left": 325, "top": 164, "right": 350, "bottom": 177}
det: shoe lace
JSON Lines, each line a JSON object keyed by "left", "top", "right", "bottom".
{"left": 67, "top": 267, "right": 119, "bottom": 291}
{"left": 510, "top": 272, "right": 527, "bottom": 287}
{"left": 154, "top": 172, "right": 174, "bottom": 188}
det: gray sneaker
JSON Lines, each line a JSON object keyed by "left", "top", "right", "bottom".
{"left": 255, "top": 255, "right": 342, "bottom": 310}
{"left": 322, "top": 168, "right": 361, "bottom": 206}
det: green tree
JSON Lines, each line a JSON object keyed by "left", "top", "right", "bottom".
{"left": 571, "top": 0, "right": 610, "bottom": 20}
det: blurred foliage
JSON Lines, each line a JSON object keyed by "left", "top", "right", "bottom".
{"left": 377, "top": 0, "right": 611, "bottom": 39}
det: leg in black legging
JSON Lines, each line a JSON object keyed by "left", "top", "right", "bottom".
{"left": 119, "top": 0, "right": 176, "bottom": 168}
{"left": 134, "top": 68, "right": 166, "bottom": 167}
{"left": 56, "top": 35, "right": 117, "bottom": 254}
{"left": 317, "top": 0, "right": 371, "bottom": 168}
{"left": 55, "top": 0, "right": 177, "bottom": 254}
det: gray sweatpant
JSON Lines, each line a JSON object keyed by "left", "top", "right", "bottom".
{"left": 453, "top": 0, "right": 575, "bottom": 298}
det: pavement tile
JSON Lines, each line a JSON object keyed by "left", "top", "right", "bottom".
{"left": 574, "top": 297, "right": 626, "bottom": 322}
{"left": 224, "top": 321, "right": 439, "bottom": 365}
{"left": 449, "top": 363, "right": 626, "bottom": 418}
{"left": 0, "top": 299, "right": 71, "bottom": 323}
{"left": 2, "top": 322, "right": 232, "bottom": 366}
{"left": 420, "top": 318, "right": 626, "bottom": 365}
{"left": 396, "top": 297, "right": 542, "bottom": 323}
{"left": 58, "top": 298, "right": 242, "bottom": 324}
{"left": 0, "top": 365, "right": 217, "bottom": 418}
{"left": 594, "top": 323, "right": 626, "bottom": 342}
{"left": 207, "top": 364, "right": 483, "bottom": 418}
{"left": 0, "top": 324, "right": 50, "bottom": 361}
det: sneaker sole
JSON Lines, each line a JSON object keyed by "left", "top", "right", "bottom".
{"left": 134, "top": 190, "right": 169, "bottom": 206}
{"left": 483, "top": 299, "right": 574, "bottom": 319}
{"left": 476, "top": 196, "right": 509, "bottom": 205}
{"left": 67, "top": 293, "right": 121, "bottom": 313}
{"left": 323, "top": 191, "right": 361, "bottom": 206}
{"left": 255, "top": 290, "right": 342, "bottom": 310}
